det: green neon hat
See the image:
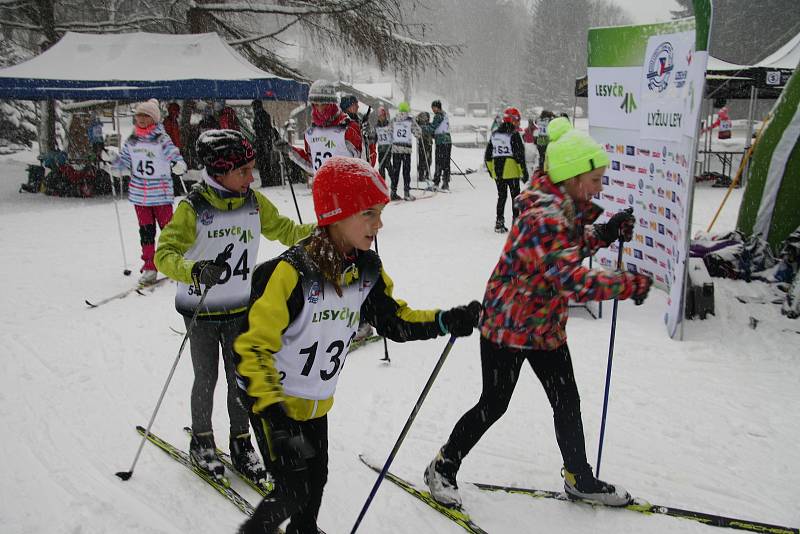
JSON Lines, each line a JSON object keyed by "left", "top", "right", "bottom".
{"left": 544, "top": 117, "right": 610, "bottom": 183}
{"left": 398, "top": 101, "right": 411, "bottom": 113}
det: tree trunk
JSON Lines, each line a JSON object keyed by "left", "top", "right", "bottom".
{"left": 37, "top": 0, "right": 59, "bottom": 154}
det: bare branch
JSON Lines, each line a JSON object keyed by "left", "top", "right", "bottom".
{"left": 227, "top": 17, "right": 302, "bottom": 46}
{"left": 195, "top": 0, "right": 371, "bottom": 17}
{"left": 55, "top": 16, "right": 184, "bottom": 31}
{"left": 0, "top": 19, "right": 42, "bottom": 31}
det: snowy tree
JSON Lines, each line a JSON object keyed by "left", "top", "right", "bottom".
{"left": 0, "top": 0, "right": 461, "bottom": 153}
{"left": 519, "top": 0, "right": 631, "bottom": 112}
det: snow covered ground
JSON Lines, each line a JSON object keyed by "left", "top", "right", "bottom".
{"left": 1, "top": 143, "right": 798, "bottom": 534}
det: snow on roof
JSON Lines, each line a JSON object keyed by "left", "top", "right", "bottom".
{"left": 755, "top": 31, "right": 800, "bottom": 70}
{"left": 0, "top": 32, "right": 309, "bottom": 101}
{"left": 0, "top": 32, "right": 280, "bottom": 81}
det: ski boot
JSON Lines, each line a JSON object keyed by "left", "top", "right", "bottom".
{"left": 441, "top": 181, "right": 450, "bottom": 191}
{"left": 354, "top": 321, "right": 374, "bottom": 342}
{"left": 494, "top": 219, "right": 508, "bottom": 233}
{"left": 230, "top": 433, "right": 267, "bottom": 484}
{"left": 424, "top": 449, "right": 462, "bottom": 508}
{"left": 403, "top": 191, "right": 416, "bottom": 201}
{"left": 138, "top": 269, "right": 158, "bottom": 286}
{"left": 189, "top": 431, "right": 225, "bottom": 482}
{"left": 390, "top": 191, "right": 403, "bottom": 201}
{"left": 563, "top": 466, "right": 632, "bottom": 506}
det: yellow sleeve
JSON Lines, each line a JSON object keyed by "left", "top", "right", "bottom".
{"left": 154, "top": 200, "right": 197, "bottom": 284}
{"left": 255, "top": 192, "right": 315, "bottom": 247}
{"left": 234, "top": 260, "right": 300, "bottom": 414}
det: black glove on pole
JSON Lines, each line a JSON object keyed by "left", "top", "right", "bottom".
{"left": 595, "top": 207, "right": 634, "bottom": 243}
{"left": 116, "top": 243, "right": 233, "bottom": 481}
{"left": 439, "top": 301, "right": 482, "bottom": 337}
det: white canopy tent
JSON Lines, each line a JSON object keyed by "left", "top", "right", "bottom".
{"left": 0, "top": 32, "right": 308, "bottom": 101}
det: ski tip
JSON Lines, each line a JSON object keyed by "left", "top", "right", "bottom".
{"left": 85, "top": 300, "right": 98, "bottom": 308}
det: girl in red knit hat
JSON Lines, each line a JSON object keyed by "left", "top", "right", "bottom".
{"left": 233, "top": 156, "right": 481, "bottom": 534}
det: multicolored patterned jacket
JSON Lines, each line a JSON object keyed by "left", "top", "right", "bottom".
{"left": 479, "top": 172, "right": 638, "bottom": 350}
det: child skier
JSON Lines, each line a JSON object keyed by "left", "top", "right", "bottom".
{"left": 233, "top": 156, "right": 481, "bottom": 534}
{"left": 703, "top": 106, "right": 732, "bottom": 140}
{"left": 415, "top": 111, "right": 433, "bottom": 184}
{"left": 424, "top": 117, "right": 652, "bottom": 509}
{"left": 389, "top": 101, "right": 422, "bottom": 200}
{"left": 375, "top": 106, "right": 393, "bottom": 182}
{"left": 534, "top": 109, "right": 556, "bottom": 170}
{"left": 425, "top": 100, "right": 452, "bottom": 191}
{"left": 113, "top": 98, "right": 187, "bottom": 285}
{"left": 279, "top": 80, "right": 376, "bottom": 177}
{"left": 154, "top": 129, "right": 314, "bottom": 485}
{"left": 485, "top": 107, "right": 529, "bottom": 233}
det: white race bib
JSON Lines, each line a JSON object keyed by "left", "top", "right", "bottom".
{"left": 491, "top": 132, "right": 513, "bottom": 157}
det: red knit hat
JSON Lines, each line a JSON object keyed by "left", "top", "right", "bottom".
{"left": 502, "top": 107, "right": 521, "bottom": 123}
{"left": 313, "top": 156, "right": 390, "bottom": 226}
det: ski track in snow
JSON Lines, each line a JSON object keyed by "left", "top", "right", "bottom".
{"left": 1, "top": 142, "right": 799, "bottom": 533}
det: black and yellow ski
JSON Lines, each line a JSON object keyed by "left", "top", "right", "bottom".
{"left": 135, "top": 426, "right": 253, "bottom": 516}
{"left": 472, "top": 481, "right": 799, "bottom": 534}
{"left": 358, "top": 455, "right": 488, "bottom": 534}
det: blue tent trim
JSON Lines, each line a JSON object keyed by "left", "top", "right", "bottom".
{"left": 0, "top": 77, "right": 309, "bottom": 101}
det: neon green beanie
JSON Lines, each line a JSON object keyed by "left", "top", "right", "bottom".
{"left": 398, "top": 101, "right": 410, "bottom": 113}
{"left": 545, "top": 117, "right": 610, "bottom": 183}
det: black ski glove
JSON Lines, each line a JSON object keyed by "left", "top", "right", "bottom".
{"left": 595, "top": 208, "right": 635, "bottom": 243}
{"left": 191, "top": 260, "right": 225, "bottom": 287}
{"left": 438, "top": 300, "right": 483, "bottom": 337}
{"left": 262, "top": 403, "right": 315, "bottom": 472}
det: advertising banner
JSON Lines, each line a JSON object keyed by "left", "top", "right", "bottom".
{"left": 587, "top": 11, "right": 710, "bottom": 338}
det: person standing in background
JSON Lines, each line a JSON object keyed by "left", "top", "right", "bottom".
{"left": 163, "top": 102, "right": 186, "bottom": 195}
{"left": 252, "top": 100, "right": 276, "bottom": 187}
{"left": 275, "top": 80, "right": 376, "bottom": 177}
{"left": 389, "top": 101, "right": 421, "bottom": 201}
{"left": 484, "top": 107, "right": 528, "bottom": 233}
{"left": 425, "top": 100, "right": 452, "bottom": 191}
{"left": 375, "top": 106, "right": 393, "bottom": 182}
{"left": 415, "top": 111, "right": 433, "bottom": 185}
{"left": 113, "top": 98, "right": 187, "bottom": 285}
{"left": 535, "top": 110, "right": 556, "bottom": 171}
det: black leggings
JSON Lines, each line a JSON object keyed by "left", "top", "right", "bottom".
{"left": 433, "top": 143, "right": 452, "bottom": 186}
{"left": 441, "top": 337, "right": 591, "bottom": 475}
{"left": 390, "top": 152, "right": 412, "bottom": 194}
{"left": 495, "top": 178, "right": 520, "bottom": 223}
{"left": 242, "top": 414, "right": 329, "bottom": 534}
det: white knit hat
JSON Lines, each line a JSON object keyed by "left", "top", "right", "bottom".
{"left": 134, "top": 99, "right": 161, "bottom": 123}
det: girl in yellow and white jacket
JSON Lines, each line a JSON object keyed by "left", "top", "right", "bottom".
{"left": 233, "top": 156, "right": 480, "bottom": 534}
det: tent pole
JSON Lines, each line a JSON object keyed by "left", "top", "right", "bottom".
{"left": 705, "top": 100, "right": 713, "bottom": 174}
{"left": 743, "top": 88, "right": 759, "bottom": 188}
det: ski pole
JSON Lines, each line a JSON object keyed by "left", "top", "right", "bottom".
{"left": 449, "top": 155, "right": 476, "bottom": 189}
{"left": 351, "top": 335, "right": 458, "bottom": 533}
{"left": 372, "top": 235, "right": 390, "bottom": 363}
{"left": 106, "top": 165, "right": 131, "bottom": 276}
{"left": 116, "top": 244, "right": 233, "bottom": 481}
{"left": 279, "top": 151, "right": 303, "bottom": 224}
{"left": 595, "top": 237, "right": 625, "bottom": 478}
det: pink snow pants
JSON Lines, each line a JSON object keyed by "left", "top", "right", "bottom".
{"left": 134, "top": 204, "right": 174, "bottom": 272}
